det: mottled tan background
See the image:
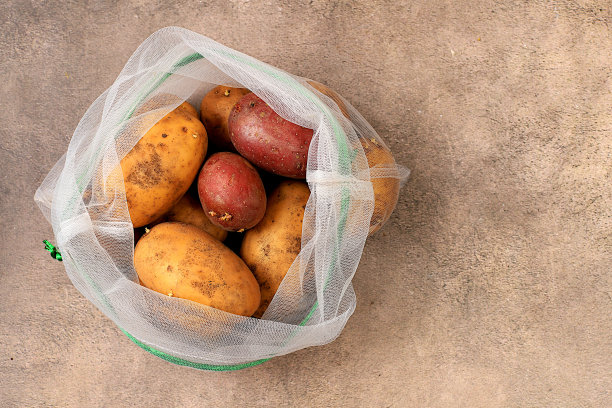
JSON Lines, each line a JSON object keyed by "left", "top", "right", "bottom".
{"left": 1, "top": 1, "right": 610, "bottom": 407}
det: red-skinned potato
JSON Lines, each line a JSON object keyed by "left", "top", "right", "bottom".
{"left": 228, "top": 93, "right": 313, "bottom": 179}
{"left": 198, "top": 152, "right": 266, "bottom": 232}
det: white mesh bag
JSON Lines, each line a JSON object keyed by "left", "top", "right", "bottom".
{"left": 35, "top": 27, "right": 409, "bottom": 370}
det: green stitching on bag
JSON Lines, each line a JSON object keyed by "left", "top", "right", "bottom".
{"left": 121, "top": 329, "right": 270, "bottom": 371}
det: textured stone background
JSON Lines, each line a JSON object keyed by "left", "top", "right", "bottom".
{"left": 1, "top": 1, "right": 610, "bottom": 407}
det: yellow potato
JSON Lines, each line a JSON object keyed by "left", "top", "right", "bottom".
{"left": 200, "top": 85, "right": 251, "bottom": 150}
{"left": 135, "top": 222, "right": 260, "bottom": 316}
{"left": 359, "top": 137, "right": 400, "bottom": 235}
{"left": 176, "top": 101, "right": 198, "bottom": 118}
{"left": 240, "top": 181, "right": 310, "bottom": 318}
{"left": 120, "top": 103, "right": 207, "bottom": 227}
{"left": 164, "top": 193, "right": 228, "bottom": 241}
{"left": 308, "top": 80, "right": 350, "bottom": 118}
{"left": 134, "top": 93, "right": 199, "bottom": 118}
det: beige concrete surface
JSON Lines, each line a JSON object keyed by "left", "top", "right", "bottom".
{"left": 1, "top": 1, "right": 610, "bottom": 407}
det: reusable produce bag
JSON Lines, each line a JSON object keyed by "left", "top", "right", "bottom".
{"left": 35, "top": 27, "right": 409, "bottom": 369}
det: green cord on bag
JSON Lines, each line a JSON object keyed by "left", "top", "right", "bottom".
{"left": 43, "top": 240, "right": 62, "bottom": 261}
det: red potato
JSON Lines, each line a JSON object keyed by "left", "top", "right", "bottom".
{"left": 198, "top": 152, "right": 266, "bottom": 231}
{"left": 228, "top": 93, "right": 313, "bottom": 179}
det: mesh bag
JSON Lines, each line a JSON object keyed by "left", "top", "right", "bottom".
{"left": 35, "top": 27, "right": 409, "bottom": 370}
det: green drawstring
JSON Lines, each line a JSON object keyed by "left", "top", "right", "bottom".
{"left": 43, "top": 240, "right": 62, "bottom": 261}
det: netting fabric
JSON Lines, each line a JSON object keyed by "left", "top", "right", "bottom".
{"left": 35, "top": 27, "right": 409, "bottom": 368}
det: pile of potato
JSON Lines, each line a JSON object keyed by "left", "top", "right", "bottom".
{"left": 124, "top": 83, "right": 399, "bottom": 318}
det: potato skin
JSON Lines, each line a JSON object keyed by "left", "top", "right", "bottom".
{"left": 200, "top": 86, "right": 251, "bottom": 151}
{"left": 240, "top": 181, "right": 310, "bottom": 318}
{"left": 198, "top": 152, "right": 266, "bottom": 232}
{"left": 134, "top": 93, "right": 199, "bottom": 118}
{"left": 134, "top": 222, "right": 260, "bottom": 316}
{"left": 228, "top": 93, "right": 313, "bottom": 179}
{"left": 359, "top": 137, "right": 400, "bottom": 235}
{"left": 307, "top": 80, "right": 350, "bottom": 118}
{"left": 164, "top": 194, "right": 228, "bottom": 241}
{"left": 121, "top": 103, "right": 207, "bottom": 228}
{"left": 177, "top": 101, "right": 198, "bottom": 118}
